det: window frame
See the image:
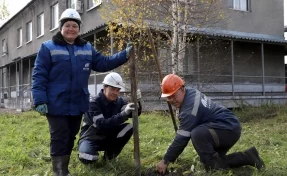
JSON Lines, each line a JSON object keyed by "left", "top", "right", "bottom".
{"left": 230, "top": 0, "right": 250, "bottom": 12}
{"left": 50, "top": 3, "right": 59, "bottom": 30}
{"left": 2, "top": 39, "right": 7, "bottom": 55}
{"left": 17, "top": 28, "right": 22, "bottom": 48}
{"left": 87, "top": 0, "right": 102, "bottom": 10}
{"left": 67, "top": 0, "right": 77, "bottom": 9}
{"left": 37, "top": 13, "right": 44, "bottom": 37}
{"left": 26, "top": 21, "right": 33, "bottom": 43}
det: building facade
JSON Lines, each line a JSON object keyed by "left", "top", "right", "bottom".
{"left": 0, "top": 0, "right": 286, "bottom": 111}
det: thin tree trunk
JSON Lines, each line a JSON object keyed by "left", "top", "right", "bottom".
{"left": 171, "top": 0, "right": 179, "bottom": 74}
{"left": 129, "top": 45, "right": 141, "bottom": 176}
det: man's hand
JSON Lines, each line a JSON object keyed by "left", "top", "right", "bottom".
{"left": 121, "top": 103, "right": 135, "bottom": 116}
{"left": 35, "top": 104, "right": 48, "bottom": 115}
{"left": 156, "top": 160, "right": 168, "bottom": 174}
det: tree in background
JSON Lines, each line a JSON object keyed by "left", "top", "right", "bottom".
{"left": 0, "top": 0, "right": 9, "bottom": 21}
{"left": 101, "top": 0, "right": 225, "bottom": 75}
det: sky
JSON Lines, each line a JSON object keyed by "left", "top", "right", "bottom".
{"left": 6, "top": 0, "right": 31, "bottom": 17}
{"left": 0, "top": 0, "right": 31, "bottom": 25}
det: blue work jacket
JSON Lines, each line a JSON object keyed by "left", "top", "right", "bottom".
{"left": 32, "top": 32, "right": 127, "bottom": 115}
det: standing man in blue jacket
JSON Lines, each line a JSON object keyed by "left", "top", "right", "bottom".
{"left": 78, "top": 72, "right": 142, "bottom": 164}
{"left": 156, "top": 74, "right": 265, "bottom": 174}
{"left": 32, "top": 9, "right": 132, "bottom": 176}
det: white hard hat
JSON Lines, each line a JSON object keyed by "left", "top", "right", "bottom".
{"left": 59, "top": 8, "right": 82, "bottom": 25}
{"left": 102, "top": 72, "right": 123, "bottom": 89}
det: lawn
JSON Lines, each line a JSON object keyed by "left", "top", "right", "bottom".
{"left": 0, "top": 105, "right": 286, "bottom": 176}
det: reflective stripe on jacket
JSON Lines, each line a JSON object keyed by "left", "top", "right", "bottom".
{"left": 79, "top": 90, "right": 128, "bottom": 142}
{"left": 32, "top": 32, "right": 127, "bottom": 115}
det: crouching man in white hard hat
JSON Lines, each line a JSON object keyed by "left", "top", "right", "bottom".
{"left": 78, "top": 72, "right": 142, "bottom": 164}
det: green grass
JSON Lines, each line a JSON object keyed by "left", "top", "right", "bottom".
{"left": 0, "top": 106, "right": 287, "bottom": 176}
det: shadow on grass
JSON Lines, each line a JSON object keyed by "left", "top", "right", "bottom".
{"left": 140, "top": 166, "right": 256, "bottom": 176}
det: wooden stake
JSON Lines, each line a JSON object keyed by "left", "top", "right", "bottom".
{"left": 129, "top": 44, "right": 141, "bottom": 175}
{"left": 147, "top": 27, "right": 178, "bottom": 132}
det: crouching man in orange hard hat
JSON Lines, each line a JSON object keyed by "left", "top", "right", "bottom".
{"left": 156, "top": 74, "right": 265, "bottom": 174}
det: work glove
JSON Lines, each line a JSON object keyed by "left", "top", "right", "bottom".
{"left": 35, "top": 104, "right": 48, "bottom": 115}
{"left": 121, "top": 103, "right": 135, "bottom": 117}
{"left": 126, "top": 42, "right": 133, "bottom": 59}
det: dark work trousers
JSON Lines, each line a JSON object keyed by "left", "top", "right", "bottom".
{"left": 47, "top": 115, "right": 83, "bottom": 156}
{"left": 190, "top": 124, "right": 241, "bottom": 167}
{"left": 78, "top": 123, "right": 133, "bottom": 163}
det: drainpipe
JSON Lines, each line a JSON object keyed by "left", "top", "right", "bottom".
{"left": 231, "top": 40, "right": 235, "bottom": 96}
{"left": 16, "top": 61, "right": 18, "bottom": 110}
{"left": 29, "top": 58, "right": 31, "bottom": 100}
{"left": 93, "top": 33, "right": 97, "bottom": 96}
{"left": 8, "top": 65, "right": 10, "bottom": 98}
{"left": 0, "top": 68, "right": 2, "bottom": 107}
{"left": 261, "top": 43, "right": 265, "bottom": 96}
{"left": 197, "top": 37, "right": 200, "bottom": 89}
{"left": 20, "top": 59, "right": 23, "bottom": 112}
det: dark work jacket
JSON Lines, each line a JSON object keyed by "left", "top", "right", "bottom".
{"left": 79, "top": 89, "right": 142, "bottom": 142}
{"left": 164, "top": 88, "right": 241, "bottom": 163}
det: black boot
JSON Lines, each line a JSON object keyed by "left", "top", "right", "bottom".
{"left": 226, "top": 147, "right": 265, "bottom": 169}
{"left": 204, "top": 153, "right": 228, "bottom": 172}
{"left": 51, "top": 155, "right": 71, "bottom": 176}
{"left": 104, "top": 150, "right": 118, "bottom": 160}
{"left": 244, "top": 147, "right": 265, "bottom": 169}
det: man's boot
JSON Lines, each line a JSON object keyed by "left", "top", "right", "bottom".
{"left": 226, "top": 147, "right": 265, "bottom": 169}
{"left": 104, "top": 150, "right": 118, "bottom": 161}
{"left": 244, "top": 147, "right": 265, "bottom": 169}
{"left": 51, "top": 155, "right": 71, "bottom": 176}
{"left": 204, "top": 153, "right": 228, "bottom": 172}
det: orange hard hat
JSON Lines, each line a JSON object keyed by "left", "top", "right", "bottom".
{"left": 161, "top": 74, "right": 184, "bottom": 98}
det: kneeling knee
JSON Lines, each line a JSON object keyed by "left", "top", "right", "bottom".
{"left": 78, "top": 153, "right": 99, "bottom": 165}
{"left": 79, "top": 158, "right": 97, "bottom": 165}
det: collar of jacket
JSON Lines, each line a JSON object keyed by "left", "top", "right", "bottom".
{"left": 52, "top": 31, "right": 87, "bottom": 46}
{"left": 99, "top": 89, "right": 118, "bottom": 106}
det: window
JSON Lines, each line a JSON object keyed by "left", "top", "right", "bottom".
{"left": 26, "top": 21, "right": 32, "bottom": 42}
{"left": 17, "top": 28, "right": 22, "bottom": 47}
{"left": 37, "top": 13, "right": 44, "bottom": 37}
{"left": 51, "top": 3, "right": 59, "bottom": 29}
{"left": 2, "top": 39, "right": 7, "bottom": 55}
{"left": 230, "top": 0, "right": 249, "bottom": 11}
{"left": 67, "top": 0, "right": 76, "bottom": 8}
{"left": 87, "top": 0, "right": 102, "bottom": 9}
{"left": 68, "top": 0, "right": 83, "bottom": 13}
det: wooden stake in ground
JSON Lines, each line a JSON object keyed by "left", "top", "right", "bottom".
{"left": 147, "top": 27, "right": 178, "bottom": 132}
{"left": 129, "top": 44, "right": 141, "bottom": 175}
